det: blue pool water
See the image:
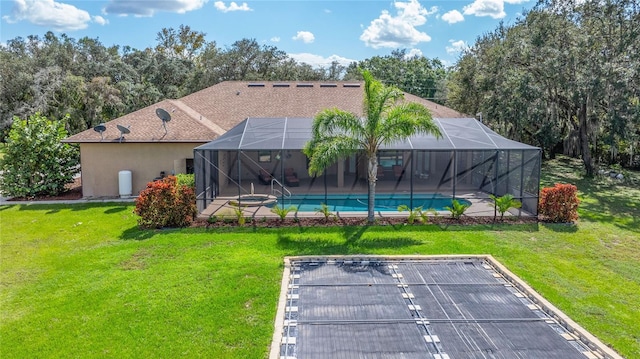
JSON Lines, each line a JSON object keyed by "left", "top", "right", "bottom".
{"left": 276, "top": 194, "right": 470, "bottom": 212}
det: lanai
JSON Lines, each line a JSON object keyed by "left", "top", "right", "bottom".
{"left": 194, "top": 117, "right": 541, "bottom": 215}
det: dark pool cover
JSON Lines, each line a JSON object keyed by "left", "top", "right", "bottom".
{"left": 278, "top": 258, "right": 594, "bottom": 359}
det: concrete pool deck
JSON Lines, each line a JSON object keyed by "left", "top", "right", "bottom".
{"left": 198, "top": 191, "right": 528, "bottom": 220}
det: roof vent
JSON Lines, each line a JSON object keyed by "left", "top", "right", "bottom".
{"left": 343, "top": 83, "right": 361, "bottom": 88}
{"left": 320, "top": 83, "right": 338, "bottom": 88}
{"left": 248, "top": 83, "right": 265, "bottom": 87}
{"left": 273, "top": 83, "right": 290, "bottom": 88}
{"left": 296, "top": 83, "right": 314, "bottom": 88}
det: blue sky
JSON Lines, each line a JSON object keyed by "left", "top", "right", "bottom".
{"left": 1, "top": 0, "right": 533, "bottom": 67}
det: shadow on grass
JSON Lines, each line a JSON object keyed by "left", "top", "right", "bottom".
{"left": 119, "top": 225, "right": 158, "bottom": 241}
{"left": 540, "top": 222, "right": 579, "bottom": 233}
{"left": 342, "top": 225, "right": 369, "bottom": 243}
{"left": 14, "top": 202, "right": 134, "bottom": 213}
{"left": 276, "top": 232, "right": 424, "bottom": 255}
{"left": 104, "top": 206, "right": 129, "bottom": 214}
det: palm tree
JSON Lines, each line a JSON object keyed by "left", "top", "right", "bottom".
{"left": 303, "top": 70, "right": 442, "bottom": 223}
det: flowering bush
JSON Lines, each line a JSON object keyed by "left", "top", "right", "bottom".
{"left": 538, "top": 183, "right": 580, "bottom": 223}
{"left": 134, "top": 176, "right": 197, "bottom": 228}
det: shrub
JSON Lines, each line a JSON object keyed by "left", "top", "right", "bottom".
{"left": 232, "top": 206, "right": 247, "bottom": 226}
{"left": 445, "top": 199, "right": 470, "bottom": 220}
{"left": 419, "top": 208, "right": 438, "bottom": 223}
{"left": 271, "top": 205, "right": 297, "bottom": 221}
{"left": 315, "top": 203, "right": 337, "bottom": 221}
{"left": 134, "top": 176, "right": 197, "bottom": 228}
{"left": 397, "top": 205, "right": 423, "bottom": 224}
{"left": 0, "top": 113, "right": 79, "bottom": 197}
{"left": 175, "top": 173, "right": 195, "bottom": 189}
{"left": 490, "top": 194, "right": 522, "bottom": 221}
{"left": 538, "top": 183, "right": 580, "bottom": 223}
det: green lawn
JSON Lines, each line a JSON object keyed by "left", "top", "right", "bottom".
{"left": 1, "top": 156, "right": 638, "bottom": 358}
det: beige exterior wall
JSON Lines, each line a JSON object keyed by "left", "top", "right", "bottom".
{"left": 79, "top": 142, "right": 204, "bottom": 198}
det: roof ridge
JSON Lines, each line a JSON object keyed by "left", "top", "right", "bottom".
{"left": 167, "top": 99, "right": 226, "bottom": 135}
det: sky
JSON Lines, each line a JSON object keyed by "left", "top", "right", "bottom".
{"left": 0, "top": 0, "right": 534, "bottom": 67}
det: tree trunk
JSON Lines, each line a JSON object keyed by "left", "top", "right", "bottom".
{"left": 367, "top": 155, "right": 377, "bottom": 223}
{"left": 578, "top": 101, "right": 595, "bottom": 177}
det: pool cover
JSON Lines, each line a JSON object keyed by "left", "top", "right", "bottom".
{"left": 271, "top": 256, "right": 621, "bottom": 359}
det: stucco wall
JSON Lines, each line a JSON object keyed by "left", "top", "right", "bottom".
{"left": 79, "top": 142, "right": 204, "bottom": 198}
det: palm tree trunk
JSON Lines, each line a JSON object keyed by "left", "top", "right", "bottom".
{"left": 367, "top": 156, "right": 377, "bottom": 223}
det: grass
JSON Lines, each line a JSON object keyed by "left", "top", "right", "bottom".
{"left": 1, "top": 156, "right": 638, "bottom": 358}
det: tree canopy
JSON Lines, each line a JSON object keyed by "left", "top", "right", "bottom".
{"left": 447, "top": 0, "right": 640, "bottom": 174}
{"left": 0, "top": 28, "right": 359, "bottom": 141}
{"left": 345, "top": 49, "right": 448, "bottom": 104}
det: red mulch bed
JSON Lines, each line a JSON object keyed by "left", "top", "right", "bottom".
{"left": 192, "top": 215, "right": 540, "bottom": 228}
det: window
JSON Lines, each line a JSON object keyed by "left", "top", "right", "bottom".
{"left": 258, "top": 151, "right": 271, "bottom": 163}
{"left": 378, "top": 151, "right": 403, "bottom": 168}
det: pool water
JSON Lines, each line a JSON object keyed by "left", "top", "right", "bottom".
{"left": 276, "top": 194, "right": 471, "bottom": 212}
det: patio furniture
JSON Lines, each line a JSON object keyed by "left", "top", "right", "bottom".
{"left": 415, "top": 170, "right": 429, "bottom": 180}
{"left": 392, "top": 165, "right": 404, "bottom": 180}
{"left": 284, "top": 168, "right": 300, "bottom": 187}
{"left": 376, "top": 166, "right": 385, "bottom": 179}
{"left": 259, "top": 169, "right": 273, "bottom": 184}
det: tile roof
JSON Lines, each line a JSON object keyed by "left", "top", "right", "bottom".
{"left": 64, "top": 81, "right": 467, "bottom": 143}
{"left": 63, "top": 99, "right": 221, "bottom": 143}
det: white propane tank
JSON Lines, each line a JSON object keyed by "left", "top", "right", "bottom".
{"left": 118, "top": 170, "right": 132, "bottom": 198}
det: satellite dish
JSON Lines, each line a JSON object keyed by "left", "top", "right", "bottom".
{"left": 116, "top": 124, "right": 130, "bottom": 143}
{"left": 93, "top": 123, "right": 106, "bottom": 141}
{"left": 156, "top": 108, "right": 171, "bottom": 134}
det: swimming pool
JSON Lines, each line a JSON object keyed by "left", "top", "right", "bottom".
{"left": 276, "top": 194, "right": 471, "bottom": 212}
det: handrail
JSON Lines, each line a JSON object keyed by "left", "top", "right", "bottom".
{"left": 271, "top": 178, "right": 291, "bottom": 198}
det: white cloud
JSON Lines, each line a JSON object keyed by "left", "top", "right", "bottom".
{"left": 292, "top": 31, "right": 315, "bottom": 44}
{"left": 463, "top": 0, "right": 504, "bottom": 19}
{"left": 405, "top": 48, "right": 423, "bottom": 58}
{"left": 92, "top": 15, "right": 109, "bottom": 26}
{"left": 270, "top": 37, "right": 281, "bottom": 43}
{"left": 289, "top": 53, "right": 356, "bottom": 68}
{"left": 446, "top": 39, "right": 468, "bottom": 55}
{"left": 214, "top": 1, "right": 252, "bottom": 13}
{"left": 360, "top": 0, "right": 433, "bottom": 49}
{"left": 2, "top": 0, "right": 93, "bottom": 31}
{"left": 462, "top": 0, "right": 529, "bottom": 19}
{"left": 104, "top": 0, "right": 207, "bottom": 17}
{"left": 442, "top": 10, "right": 464, "bottom": 24}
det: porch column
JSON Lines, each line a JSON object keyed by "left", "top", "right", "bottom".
{"left": 337, "top": 159, "right": 344, "bottom": 188}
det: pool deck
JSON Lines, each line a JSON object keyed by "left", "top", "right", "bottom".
{"left": 199, "top": 190, "right": 529, "bottom": 220}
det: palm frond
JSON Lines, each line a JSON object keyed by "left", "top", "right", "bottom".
{"left": 362, "top": 69, "right": 405, "bottom": 137}
{"left": 379, "top": 103, "right": 441, "bottom": 145}
{"left": 305, "top": 135, "right": 360, "bottom": 176}
{"left": 312, "top": 108, "right": 363, "bottom": 139}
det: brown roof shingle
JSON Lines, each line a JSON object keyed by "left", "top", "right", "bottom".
{"left": 64, "top": 81, "right": 466, "bottom": 143}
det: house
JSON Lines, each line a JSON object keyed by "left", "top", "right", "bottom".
{"left": 63, "top": 81, "right": 467, "bottom": 198}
